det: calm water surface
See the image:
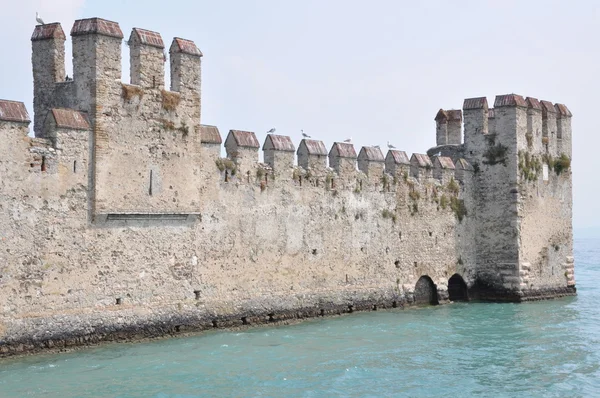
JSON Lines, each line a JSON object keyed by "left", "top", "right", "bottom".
{"left": 0, "top": 238, "right": 598, "bottom": 397}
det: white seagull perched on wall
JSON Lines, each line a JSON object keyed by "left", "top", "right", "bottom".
{"left": 267, "top": 128, "right": 276, "bottom": 134}
{"left": 301, "top": 130, "right": 311, "bottom": 139}
{"left": 387, "top": 141, "right": 396, "bottom": 149}
{"left": 36, "top": 12, "right": 45, "bottom": 25}
{"left": 433, "top": 151, "right": 442, "bottom": 157}
{"left": 343, "top": 137, "right": 352, "bottom": 143}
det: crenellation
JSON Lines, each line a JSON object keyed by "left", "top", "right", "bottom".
{"left": 432, "top": 156, "right": 455, "bottom": 183}
{"left": 410, "top": 153, "right": 433, "bottom": 180}
{"left": 263, "top": 134, "right": 295, "bottom": 175}
{"left": 525, "top": 97, "right": 543, "bottom": 154}
{"left": 540, "top": 100, "right": 558, "bottom": 156}
{"left": 328, "top": 142, "right": 357, "bottom": 177}
{"left": 169, "top": 38, "right": 202, "bottom": 121}
{"left": 129, "top": 28, "right": 165, "bottom": 89}
{"left": 463, "top": 97, "right": 488, "bottom": 155}
{"left": 225, "top": 129, "right": 260, "bottom": 177}
{"left": 31, "top": 23, "right": 66, "bottom": 137}
{"left": 200, "top": 124, "right": 222, "bottom": 160}
{"left": 357, "top": 146, "right": 385, "bottom": 183}
{"left": 447, "top": 110, "right": 462, "bottom": 145}
{"left": 297, "top": 139, "right": 328, "bottom": 171}
{"left": 0, "top": 17, "right": 576, "bottom": 355}
{"left": 71, "top": 18, "right": 123, "bottom": 127}
{"left": 384, "top": 149, "right": 410, "bottom": 176}
{"left": 435, "top": 109, "right": 448, "bottom": 146}
{"left": 554, "top": 104, "right": 572, "bottom": 156}
{"left": 454, "top": 158, "right": 473, "bottom": 182}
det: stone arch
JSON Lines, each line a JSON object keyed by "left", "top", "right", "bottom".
{"left": 414, "top": 275, "right": 438, "bottom": 305}
{"left": 448, "top": 273, "right": 468, "bottom": 302}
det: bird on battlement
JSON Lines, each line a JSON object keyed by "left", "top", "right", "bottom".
{"left": 433, "top": 151, "right": 442, "bottom": 157}
{"left": 343, "top": 137, "right": 352, "bottom": 143}
{"left": 267, "top": 128, "right": 276, "bottom": 134}
{"left": 301, "top": 130, "right": 311, "bottom": 139}
{"left": 387, "top": 141, "right": 396, "bottom": 149}
{"left": 36, "top": 12, "right": 45, "bottom": 25}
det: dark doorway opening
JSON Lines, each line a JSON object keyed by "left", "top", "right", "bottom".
{"left": 414, "top": 275, "right": 438, "bottom": 305}
{"left": 448, "top": 273, "right": 468, "bottom": 301}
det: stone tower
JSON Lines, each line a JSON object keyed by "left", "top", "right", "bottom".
{"left": 459, "top": 94, "right": 574, "bottom": 300}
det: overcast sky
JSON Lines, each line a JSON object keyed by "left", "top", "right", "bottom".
{"left": 1, "top": 0, "right": 598, "bottom": 230}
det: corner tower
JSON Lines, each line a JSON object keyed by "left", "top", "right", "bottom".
{"left": 458, "top": 93, "right": 574, "bottom": 300}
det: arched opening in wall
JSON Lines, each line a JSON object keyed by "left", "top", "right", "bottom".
{"left": 414, "top": 275, "right": 438, "bottom": 305}
{"left": 448, "top": 273, "right": 468, "bottom": 302}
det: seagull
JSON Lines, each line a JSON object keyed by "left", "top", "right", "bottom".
{"left": 267, "top": 128, "right": 276, "bottom": 134}
{"left": 343, "top": 137, "right": 352, "bottom": 143}
{"left": 436, "top": 151, "right": 442, "bottom": 156}
{"left": 36, "top": 12, "right": 45, "bottom": 25}
{"left": 387, "top": 141, "right": 396, "bottom": 149}
{"left": 374, "top": 145, "right": 380, "bottom": 149}
{"left": 301, "top": 129, "right": 311, "bottom": 139}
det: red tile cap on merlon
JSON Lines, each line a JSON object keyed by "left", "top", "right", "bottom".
{"left": 411, "top": 153, "right": 433, "bottom": 168}
{"left": 435, "top": 109, "right": 448, "bottom": 122}
{"left": 387, "top": 150, "right": 410, "bottom": 165}
{"left": 71, "top": 18, "right": 123, "bottom": 39}
{"left": 50, "top": 108, "right": 90, "bottom": 130}
{"left": 494, "top": 94, "right": 527, "bottom": 108}
{"left": 330, "top": 142, "right": 357, "bottom": 159}
{"left": 540, "top": 100, "right": 556, "bottom": 114}
{"left": 446, "top": 110, "right": 462, "bottom": 121}
{"left": 434, "top": 156, "right": 455, "bottom": 170}
{"left": 525, "top": 97, "right": 542, "bottom": 110}
{"left": 463, "top": 97, "right": 488, "bottom": 110}
{"left": 0, "top": 100, "right": 30, "bottom": 123}
{"left": 554, "top": 103, "right": 572, "bottom": 117}
{"left": 130, "top": 28, "right": 164, "bottom": 48}
{"left": 228, "top": 130, "right": 260, "bottom": 148}
{"left": 170, "top": 38, "right": 202, "bottom": 57}
{"left": 263, "top": 134, "right": 295, "bottom": 152}
{"left": 200, "top": 125, "right": 222, "bottom": 144}
{"left": 299, "top": 139, "right": 327, "bottom": 156}
{"left": 31, "top": 23, "right": 65, "bottom": 41}
{"left": 359, "top": 146, "right": 384, "bottom": 162}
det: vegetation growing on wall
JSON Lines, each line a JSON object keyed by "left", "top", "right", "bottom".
{"left": 122, "top": 84, "right": 144, "bottom": 100}
{"left": 483, "top": 143, "right": 508, "bottom": 165}
{"left": 215, "top": 158, "right": 237, "bottom": 175}
{"left": 553, "top": 154, "right": 571, "bottom": 176}
{"left": 408, "top": 189, "right": 421, "bottom": 202}
{"left": 518, "top": 151, "right": 542, "bottom": 182}
{"left": 161, "top": 90, "right": 181, "bottom": 111}
{"left": 447, "top": 178, "right": 459, "bottom": 195}
{"left": 440, "top": 194, "right": 449, "bottom": 210}
{"left": 450, "top": 196, "right": 467, "bottom": 222}
{"left": 542, "top": 153, "right": 572, "bottom": 176}
{"left": 381, "top": 209, "right": 397, "bottom": 223}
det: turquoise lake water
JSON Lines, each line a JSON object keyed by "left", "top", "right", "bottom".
{"left": 0, "top": 238, "right": 598, "bottom": 397}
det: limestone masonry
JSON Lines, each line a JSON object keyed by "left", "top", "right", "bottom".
{"left": 0, "top": 18, "right": 575, "bottom": 356}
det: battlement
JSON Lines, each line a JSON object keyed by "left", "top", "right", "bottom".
{"left": 31, "top": 18, "right": 202, "bottom": 138}
{"left": 0, "top": 19, "right": 575, "bottom": 355}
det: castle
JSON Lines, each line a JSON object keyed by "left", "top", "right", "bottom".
{"left": 0, "top": 18, "right": 574, "bottom": 355}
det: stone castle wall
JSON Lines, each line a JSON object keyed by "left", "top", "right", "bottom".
{"left": 0, "top": 17, "right": 574, "bottom": 355}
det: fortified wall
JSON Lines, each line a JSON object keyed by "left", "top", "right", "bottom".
{"left": 0, "top": 18, "right": 574, "bottom": 355}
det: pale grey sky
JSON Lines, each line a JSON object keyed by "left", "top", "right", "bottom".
{"left": 1, "top": 0, "right": 597, "bottom": 230}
